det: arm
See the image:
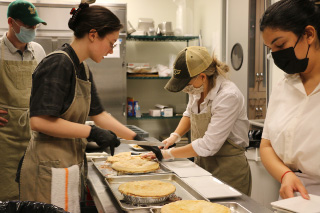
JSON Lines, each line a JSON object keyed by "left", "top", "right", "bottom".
{"left": 260, "top": 139, "right": 309, "bottom": 199}
{"left": 162, "top": 116, "right": 191, "bottom": 148}
{"left": 91, "top": 111, "right": 136, "bottom": 140}
{"left": 0, "top": 109, "right": 8, "bottom": 126}
{"left": 30, "top": 115, "right": 91, "bottom": 138}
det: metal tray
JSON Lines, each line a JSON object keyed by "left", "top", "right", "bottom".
{"left": 149, "top": 201, "right": 252, "bottom": 213}
{"left": 105, "top": 173, "right": 209, "bottom": 212}
{"left": 91, "top": 157, "right": 172, "bottom": 177}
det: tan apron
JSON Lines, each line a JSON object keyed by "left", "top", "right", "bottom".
{"left": 19, "top": 51, "right": 91, "bottom": 211}
{"left": 191, "top": 106, "right": 252, "bottom": 196}
{"left": 0, "top": 39, "right": 38, "bottom": 201}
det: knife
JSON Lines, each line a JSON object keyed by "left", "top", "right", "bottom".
{"left": 120, "top": 139, "right": 164, "bottom": 147}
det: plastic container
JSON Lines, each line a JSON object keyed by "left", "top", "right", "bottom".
{"left": 127, "top": 101, "right": 134, "bottom": 117}
{"left": 134, "top": 101, "right": 141, "bottom": 118}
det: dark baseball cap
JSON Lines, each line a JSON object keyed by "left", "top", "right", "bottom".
{"left": 164, "top": 46, "right": 212, "bottom": 92}
{"left": 7, "top": 0, "right": 47, "bottom": 26}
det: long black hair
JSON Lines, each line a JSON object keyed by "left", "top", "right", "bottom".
{"left": 68, "top": 3, "right": 123, "bottom": 38}
{"left": 260, "top": 0, "right": 320, "bottom": 39}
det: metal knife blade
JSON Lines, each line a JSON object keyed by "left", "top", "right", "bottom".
{"left": 120, "top": 139, "right": 164, "bottom": 147}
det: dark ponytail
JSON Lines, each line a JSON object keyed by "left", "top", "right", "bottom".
{"left": 260, "top": 0, "right": 320, "bottom": 40}
{"left": 68, "top": 3, "right": 123, "bottom": 38}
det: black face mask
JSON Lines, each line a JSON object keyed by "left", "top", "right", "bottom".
{"left": 271, "top": 36, "right": 310, "bottom": 74}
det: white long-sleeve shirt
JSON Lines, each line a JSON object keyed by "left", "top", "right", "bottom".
{"left": 262, "top": 73, "right": 320, "bottom": 178}
{"left": 183, "top": 75, "right": 249, "bottom": 157}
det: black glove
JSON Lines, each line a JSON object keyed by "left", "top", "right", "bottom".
{"left": 134, "top": 134, "right": 164, "bottom": 161}
{"left": 87, "top": 125, "right": 120, "bottom": 156}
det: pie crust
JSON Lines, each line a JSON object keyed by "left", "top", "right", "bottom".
{"left": 118, "top": 180, "right": 176, "bottom": 198}
{"left": 111, "top": 156, "right": 159, "bottom": 173}
{"left": 161, "top": 200, "right": 231, "bottom": 213}
{"left": 106, "top": 152, "right": 131, "bottom": 163}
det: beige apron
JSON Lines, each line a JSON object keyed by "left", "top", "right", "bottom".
{"left": 191, "top": 105, "right": 252, "bottom": 196}
{"left": 19, "top": 51, "right": 91, "bottom": 211}
{"left": 0, "top": 39, "right": 38, "bottom": 201}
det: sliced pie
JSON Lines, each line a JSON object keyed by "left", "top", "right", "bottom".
{"left": 161, "top": 200, "right": 231, "bottom": 213}
{"left": 106, "top": 152, "right": 131, "bottom": 163}
{"left": 118, "top": 180, "right": 176, "bottom": 198}
{"left": 111, "top": 156, "right": 159, "bottom": 173}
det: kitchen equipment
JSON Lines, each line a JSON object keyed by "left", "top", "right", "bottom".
{"left": 120, "top": 139, "right": 163, "bottom": 147}
{"left": 158, "top": 22, "right": 174, "bottom": 36}
{"left": 91, "top": 157, "right": 172, "bottom": 177}
{"left": 127, "top": 20, "right": 136, "bottom": 35}
{"left": 104, "top": 173, "right": 208, "bottom": 212}
{"left": 137, "top": 18, "right": 154, "bottom": 34}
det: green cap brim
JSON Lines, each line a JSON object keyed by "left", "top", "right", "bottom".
{"left": 23, "top": 16, "right": 47, "bottom": 26}
{"left": 164, "top": 77, "right": 191, "bottom": 93}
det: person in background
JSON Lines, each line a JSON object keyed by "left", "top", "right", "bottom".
{"left": 18, "top": 3, "right": 151, "bottom": 212}
{"left": 146, "top": 46, "right": 251, "bottom": 195}
{"left": 0, "top": 0, "right": 46, "bottom": 201}
{"left": 260, "top": 0, "right": 320, "bottom": 200}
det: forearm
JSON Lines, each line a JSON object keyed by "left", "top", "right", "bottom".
{"left": 91, "top": 111, "right": 136, "bottom": 139}
{"left": 170, "top": 144, "right": 198, "bottom": 158}
{"left": 30, "top": 115, "right": 91, "bottom": 138}
{"left": 260, "top": 138, "right": 291, "bottom": 182}
{"left": 173, "top": 116, "right": 191, "bottom": 136}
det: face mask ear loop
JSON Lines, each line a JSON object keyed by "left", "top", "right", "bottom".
{"left": 294, "top": 35, "right": 302, "bottom": 49}
{"left": 305, "top": 44, "right": 310, "bottom": 58}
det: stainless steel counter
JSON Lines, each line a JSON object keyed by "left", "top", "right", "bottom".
{"left": 87, "top": 144, "right": 273, "bottom": 213}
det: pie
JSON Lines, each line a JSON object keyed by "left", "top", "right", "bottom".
{"left": 111, "top": 156, "right": 159, "bottom": 173}
{"left": 118, "top": 180, "right": 176, "bottom": 198}
{"left": 161, "top": 200, "right": 231, "bottom": 213}
{"left": 106, "top": 152, "right": 131, "bottom": 163}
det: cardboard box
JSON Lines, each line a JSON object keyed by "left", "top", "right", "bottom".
{"left": 163, "top": 108, "right": 173, "bottom": 117}
{"left": 149, "top": 109, "right": 161, "bottom": 117}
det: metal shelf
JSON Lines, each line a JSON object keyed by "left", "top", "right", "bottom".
{"left": 127, "top": 113, "right": 182, "bottom": 120}
{"left": 127, "top": 76, "right": 171, "bottom": 79}
{"left": 126, "top": 35, "right": 199, "bottom": 42}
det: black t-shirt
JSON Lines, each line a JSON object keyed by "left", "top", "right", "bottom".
{"left": 30, "top": 43, "right": 104, "bottom": 118}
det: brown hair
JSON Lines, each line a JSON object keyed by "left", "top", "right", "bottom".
{"left": 202, "top": 56, "right": 229, "bottom": 91}
{"left": 68, "top": 3, "right": 123, "bottom": 38}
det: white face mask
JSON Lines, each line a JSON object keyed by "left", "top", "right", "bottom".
{"left": 182, "top": 84, "right": 204, "bottom": 95}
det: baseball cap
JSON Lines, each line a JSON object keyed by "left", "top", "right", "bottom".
{"left": 164, "top": 46, "right": 212, "bottom": 92}
{"left": 7, "top": 0, "right": 47, "bottom": 26}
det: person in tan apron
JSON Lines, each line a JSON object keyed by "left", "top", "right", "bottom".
{"left": 0, "top": 0, "right": 46, "bottom": 201}
{"left": 146, "top": 46, "right": 252, "bottom": 195}
{"left": 18, "top": 3, "right": 154, "bottom": 212}
{"left": 259, "top": 0, "right": 320, "bottom": 201}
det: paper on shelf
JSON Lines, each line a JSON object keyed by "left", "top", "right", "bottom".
{"left": 181, "top": 176, "right": 242, "bottom": 199}
{"left": 271, "top": 194, "right": 320, "bottom": 213}
{"left": 161, "top": 160, "right": 211, "bottom": 177}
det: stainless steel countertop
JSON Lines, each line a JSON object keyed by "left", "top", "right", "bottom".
{"left": 87, "top": 143, "right": 273, "bottom": 213}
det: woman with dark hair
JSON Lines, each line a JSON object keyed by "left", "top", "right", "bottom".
{"left": 18, "top": 3, "right": 142, "bottom": 211}
{"left": 260, "top": 0, "right": 320, "bottom": 200}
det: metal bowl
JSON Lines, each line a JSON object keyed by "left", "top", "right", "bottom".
{"left": 121, "top": 192, "right": 175, "bottom": 204}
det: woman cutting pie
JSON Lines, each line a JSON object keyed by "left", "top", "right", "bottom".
{"left": 17, "top": 3, "right": 143, "bottom": 212}
{"left": 146, "top": 46, "right": 251, "bottom": 195}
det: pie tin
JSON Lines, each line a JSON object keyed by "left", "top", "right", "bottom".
{"left": 121, "top": 192, "right": 175, "bottom": 204}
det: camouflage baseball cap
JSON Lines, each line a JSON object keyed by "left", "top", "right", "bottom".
{"left": 164, "top": 46, "right": 212, "bottom": 92}
{"left": 7, "top": 0, "right": 47, "bottom": 26}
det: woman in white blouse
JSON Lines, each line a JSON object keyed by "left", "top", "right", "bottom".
{"left": 260, "top": 0, "right": 320, "bottom": 200}
{"left": 147, "top": 46, "right": 251, "bottom": 195}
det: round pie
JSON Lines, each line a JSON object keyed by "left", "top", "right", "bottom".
{"left": 111, "top": 156, "right": 159, "bottom": 173}
{"left": 106, "top": 152, "right": 131, "bottom": 163}
{"left": 118, "top": 180, "right": 176, "bottom": 198}
{"left": 161, "top": 200, "right": 231, "bottom": 213}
